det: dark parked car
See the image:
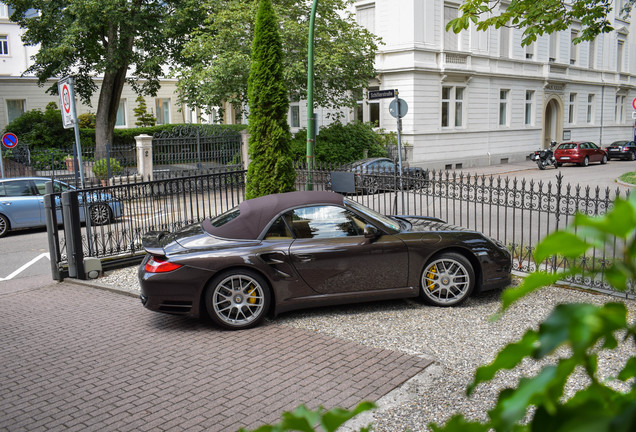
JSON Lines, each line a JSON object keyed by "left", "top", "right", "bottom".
{"left": 553, "top": 141, "right": 608, "bottom": 167}
{"left": 0, "top": 177, "right": 123, "bottom": 237}
{"left": 337, "top": 157, "right": 429, "bottom": 194}
{"left": 139, "top": 191, "right": 512, "bottom": 330}
{"left": 605, "top": 140, "right": 636, "bottom": 161}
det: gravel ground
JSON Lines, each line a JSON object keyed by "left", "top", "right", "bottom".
{"left": 99, "top": 267, "right": 635, "bottom": 431}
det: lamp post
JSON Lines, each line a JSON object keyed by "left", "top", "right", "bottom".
{"left": 306, "top": 0, "right": 319, "bottom": 190}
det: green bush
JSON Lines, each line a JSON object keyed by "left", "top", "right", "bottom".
{"left": 3, "top": 102, "right": 73, "bottom": 150}
{"left": 77, "top": 112, "right": 97, "bottom": 128}
{"left": 92, "top": 158, "right": 123, "bottom": 180}
{"left": 291, "top": 121, "right": 388, "bottom": 164}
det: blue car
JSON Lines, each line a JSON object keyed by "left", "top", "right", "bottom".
{"left": 0, "top": 177, "right": 123, "bottom": 237}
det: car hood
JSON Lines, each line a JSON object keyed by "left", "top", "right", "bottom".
{"left": 398, "top": 216, "right": 474, "bottom": 233}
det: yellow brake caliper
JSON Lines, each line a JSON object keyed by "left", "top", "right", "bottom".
{"left": 247, "top": 284, "right": 258, "bottom": 304}
{"left": 426, "top": 265, "right": 437, "bottom": 291}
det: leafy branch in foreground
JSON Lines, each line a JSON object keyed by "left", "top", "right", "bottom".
{"left": 238, "top": 402, "right": 375, "bottom": 432}
{"left": 431, "top": 192, "right": 636, "bottom": 432}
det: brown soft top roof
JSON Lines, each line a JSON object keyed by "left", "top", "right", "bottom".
{"left": 201, "top": 191, "right": 344, "bottom": 240}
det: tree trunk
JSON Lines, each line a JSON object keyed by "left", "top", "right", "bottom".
{"left": 95, "top": 66, "right": 128, "bottom": 159}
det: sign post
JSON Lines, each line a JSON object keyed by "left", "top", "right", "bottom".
{"left": 1, "top": 132, "right": 19, "bottom": 178}
{"left": 58, "top": 77, "right": 86, "bottom": 188}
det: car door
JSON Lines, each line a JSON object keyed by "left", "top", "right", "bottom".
{"left": 286, "top": 204, "right": 409, "bottom": 294}
{"left": 587, "top": 142, "right": 603, "bottom": 162}
{"left": 0, "top": 179, "right": 42, "bottom": 228}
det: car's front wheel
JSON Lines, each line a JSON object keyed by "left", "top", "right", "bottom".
{"left": 420, "top": 252, "right": 475, "bottom": 306}
{"left": 0, "top": 214, "right": 9, "bottom": 237}
{"left": 601, "top": 154, "right": 608, "bottom": 164}
{"left": 89, "top": 203, "right": 112, "bottom": 225}
{"left": 204, "top": 270, "right": 271, "bottom": 330}
{"left": 630, "top": 151, "right": 636, "bottom": 161}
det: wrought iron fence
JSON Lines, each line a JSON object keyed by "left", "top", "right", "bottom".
{"left": 44, "top": 162, "right": 633, "bottom": 297}
{"left": 152, "top": 125, "right": 243, "bottom": 175}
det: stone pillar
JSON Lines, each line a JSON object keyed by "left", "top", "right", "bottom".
{"left": 135, "top": 134, "right": 153, "bottom": 181}
{"left": 240, "top": 129, "right": 250, "bottom": 169}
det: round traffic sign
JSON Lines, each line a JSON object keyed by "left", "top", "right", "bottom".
{"left": 389, "top": 98, "right": 408, "bottom": 118}
{"left": 1, "top": 132, "right": 18, "bottom": 148}
{"left": 62, "top": 83, "right": 72, "bottom": 114}
{"left": 632, "top": 97, "right": 636, "bottom": 111}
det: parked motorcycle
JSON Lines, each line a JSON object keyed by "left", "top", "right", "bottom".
{"left": 530, "top": 140, "right": 558, "bottom": 170}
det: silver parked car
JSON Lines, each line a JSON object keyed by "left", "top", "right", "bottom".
{"left": 0, "top": 177, "right": 123, "bottom": 237}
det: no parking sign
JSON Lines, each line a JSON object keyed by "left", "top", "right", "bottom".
{"left": 2, "top": 132, "right": 18, "bottom": 148}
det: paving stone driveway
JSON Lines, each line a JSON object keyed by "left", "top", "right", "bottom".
{"left": 1, "top": 280, "right": 431, "bottom": 431}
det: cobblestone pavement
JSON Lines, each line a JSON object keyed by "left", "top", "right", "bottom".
{"left": 0, "top": 278, "right": 431, "bottom": 432}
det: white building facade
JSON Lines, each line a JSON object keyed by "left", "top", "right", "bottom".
{"left": 2, "top": 1, "right": 636, "bottom": 169}
{"left": 348, "top": 0, "right": 636, "bottom": 169}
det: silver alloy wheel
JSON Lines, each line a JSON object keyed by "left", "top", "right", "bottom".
{"left": 90, "top": 203, "right": 111, "bottom": 225}
{"left": 582, "top": 156, "right": 589, "bottom": 167}
{"left": 0, "top": 214, "right": 8, "bottom": 237}
{"left": 364, "top": 177, "right": 379, "bottom": 194}
{"left": 601, "top": 154, "right": 608, "bottom": 164}
{"left": 211, "top": 273, "right": 267, "bottom": 328}
{"left": 420, "top": 253, "right": 474, "bottom": 306}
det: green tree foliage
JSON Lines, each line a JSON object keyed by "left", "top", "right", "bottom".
{"left": 175, "top": 0, "right": 379, "bottom": 118}
{"left": 239, "top": 402, "right": 375, "bottom": 432}
{"left": 448, "top": 0, "right": 634, "bottom": 46}
{"left": 431, "top": 192, "right": 636, "bottom": 432}
{"left": 245, "top": 0, "right": 295, "bottom": 199}
{"left": 133, "top": 96, "right": 156, "bottom": 127}
{"left": 6, "top": 0, "right": 205, "bottom": 157}
{"left": 290, "top": 122, "right": 388, "bottom": 164}
{"left": 2, "top": 102, "right": 73, "bottom": 149}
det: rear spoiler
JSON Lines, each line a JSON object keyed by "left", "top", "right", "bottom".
{"left": 141, "top": 231, "right": 169, "bottom": 256}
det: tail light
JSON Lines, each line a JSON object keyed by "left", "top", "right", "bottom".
{"left": 144, "top": 256, "right": 183, "bottom": 273}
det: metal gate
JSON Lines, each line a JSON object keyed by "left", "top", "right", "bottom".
{"left": 152, "top": 125, "right": 243, "bottom": 174}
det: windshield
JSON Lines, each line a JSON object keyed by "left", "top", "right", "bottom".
{"left": 345, "top": 199, "right": 401, "bottom": 232}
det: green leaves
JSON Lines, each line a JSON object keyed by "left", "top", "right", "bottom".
{"left": 239, "top": 402, "right": 375, "bottom": 432}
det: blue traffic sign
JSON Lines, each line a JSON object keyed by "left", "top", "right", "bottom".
{"left": 1, "top": 132, "right": 18, "bottom": 148}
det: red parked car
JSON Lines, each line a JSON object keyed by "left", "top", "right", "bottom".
{"left": 553, "top": 141, "right": 608, "bottom": 167}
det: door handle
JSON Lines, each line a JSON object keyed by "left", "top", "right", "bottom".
{"left": 295, "top": 254, "right": 314, "bottom": 263}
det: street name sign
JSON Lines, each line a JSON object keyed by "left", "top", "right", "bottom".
{"left": 368, "top": 89, "right": 396, "bottom": 100}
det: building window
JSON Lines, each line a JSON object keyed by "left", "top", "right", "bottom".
{"left": 115, "top": 99, "right": 126, "bottom": 127}
{"left": 568, "top": 93, "right": 577, "bottom": 124}
{"left": 617, "top": 41, "right": 624, "bottom": 72}
{"left": 368, "top": 86, "right": 380, "bottom": 126}
{"left": 587, "top": 94, "right": 595, "bottom": 123}
{"left": 356, "top": 4, "right": 375, "bottom": 34}
{"left": 588, "top": 39, "right": 596, "bottom": 69}
{"left": 155, "top": 98, "right": 170, "bottom": 125}
{"left": 6, "top": 99, "right": 25, "bottom": 123}
{"left": 615, "top": 95, "right": 625, "bottom": 123}
{"left": 525, "top": 42, "right": 535, "bottom": 60}
{"left": 0, "top": 4, "right": 7, "bottom": 18}
{"left": 525, "top": 91, "right": 534, "bottom": 125}
{"left": 570, "top": 30, "right": 578, "bottom": 65}
{"left": 549, "top": 33, "right": 557, "bottom": 62}
{"left": 290, "top": 105, "right": 300, "bottom": 128}
{"left": 500, "top": 24, "right": 510, "bottom": 58}
{"left": 499, "top": 90, "right": 509, "bottom": 126}
{"left": 441, "top": 86, "right": 464, "bottom": 128}
{"left": 444, "top": 5, "right": 458, "bottom": 51}
{"left": 0, "top": 35, "right": 8, "bottom": 56}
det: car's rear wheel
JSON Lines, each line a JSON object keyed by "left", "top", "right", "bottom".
{"left": 363, "top": 177, "right": 379, "bottom": 194}
{"left": 0, "top": 214, "right": 9, "bottom": 237}
{"left": 89, "top": 203, "right": 112, "bottom": 225}
{"left": 420, "top": 252, "right": 474, "bottom": 306}
{"left": 580, "top": 156, "right": 589, "bottom": 167}
{"left": 601, "top": 154, "right": 608, "bottom": 164}
{"left": 205, "top": 270, "right": 270, "bottom": 330}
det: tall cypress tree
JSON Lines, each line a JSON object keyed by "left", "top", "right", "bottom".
{"left": 245, "top": 0, "right": 296, "bottom": 199}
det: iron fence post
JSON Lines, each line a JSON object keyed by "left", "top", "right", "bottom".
{"left": 44, "top": 181, "right": 62, "bottom": 281}
{"left": 61, "top": 189, "right": 85, "bottom": 279}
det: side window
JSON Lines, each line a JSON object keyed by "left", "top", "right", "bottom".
{"left": 52, "top": 181, "right": 71, "bottom": 193}
{"left": 4, "top": 180, "right": 34, "bottom": 197}
{"left": 34, "top": 180, "right": 47, "bottom": 195}
{"left": 288, "top": 205, "right": 366, "bottom": 239}
{"left": 0, "top": 184, "right": 5, "bottom": 197}
{"left": 264, "top": 215, "right": 293, "bottom": 240}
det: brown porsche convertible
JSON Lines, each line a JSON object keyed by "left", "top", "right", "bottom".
{"left": 139, "top": 191, "right": 512, "bottom": 330}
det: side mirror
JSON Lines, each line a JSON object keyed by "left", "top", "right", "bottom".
{"left": 364, "top": 224, "right": 380, "bottom": 239}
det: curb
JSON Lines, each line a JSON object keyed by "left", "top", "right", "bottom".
{"left": 63, "top": 276, "right": 140, "bottom": 298}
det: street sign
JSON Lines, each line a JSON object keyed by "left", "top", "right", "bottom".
{"left": 58, "top": 77, "right": 76, "bottom": 129}
{"left": 632, "top": 111, "right": 636, "bottom": 119}
{"left": 368, "top": 89, "right": 396, "bottom": 100}
{"left": 632, "top": 97, "right": 636, "bottom": 111}
{"left": 389, "top": 98, "right": 408, "bottom": 119}
{"left": 1, "top": 132, "right": 18, "bottom": 148}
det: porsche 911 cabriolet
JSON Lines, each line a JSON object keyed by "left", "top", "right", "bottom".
{"left": 139, "top": 191, "right": 512, "bottom": 330}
